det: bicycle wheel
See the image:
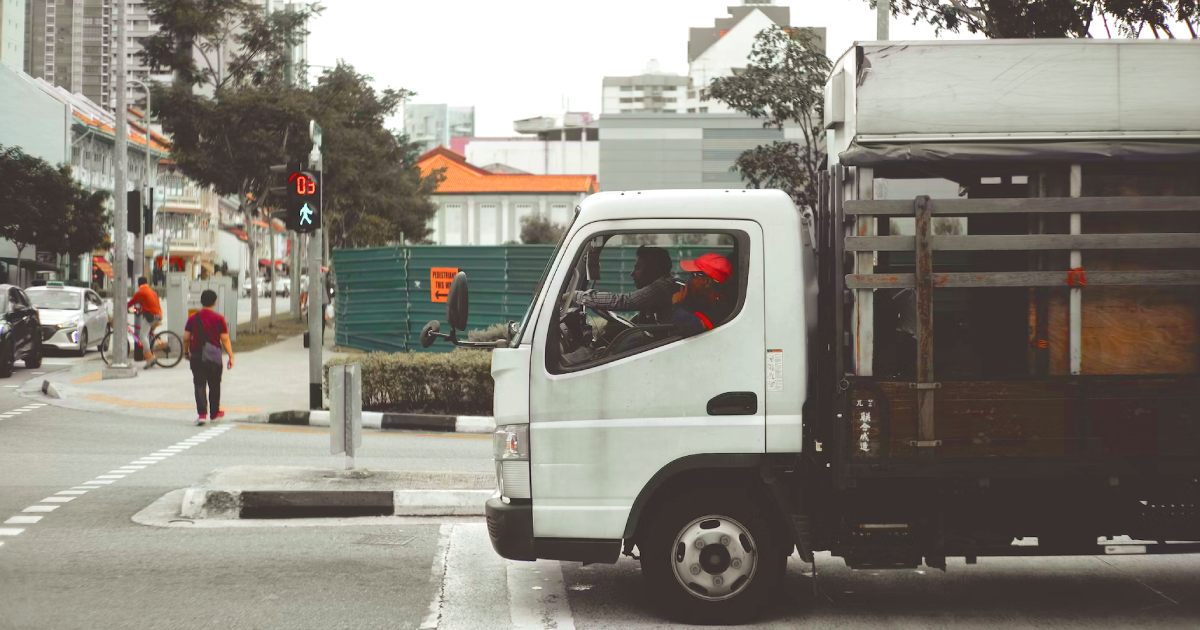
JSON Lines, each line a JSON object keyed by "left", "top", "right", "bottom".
{"left": 152, "top": 330, "right": 184, "bottom": 368}
{"left": 100, "top": 331, "right": 113, "bottom": 366}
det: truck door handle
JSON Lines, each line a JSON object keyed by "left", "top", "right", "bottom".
{"left": 707, "top": 392, "right": 758, "bottom": 416}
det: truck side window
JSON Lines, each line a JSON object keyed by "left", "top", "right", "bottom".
{"left": 552, "top": 231, "right": 746, "bottom": 372}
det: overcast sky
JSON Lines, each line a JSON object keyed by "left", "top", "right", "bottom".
{"left": 304, "top": 1, "right": 1155, "bottom": 138}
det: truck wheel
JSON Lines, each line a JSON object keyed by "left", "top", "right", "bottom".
{"left": 642, "top": 489, "right": 783, "bottom": 624}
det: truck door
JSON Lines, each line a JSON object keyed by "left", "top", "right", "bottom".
{"left": 528, "top": 219, "right": 766, "bottom": 540}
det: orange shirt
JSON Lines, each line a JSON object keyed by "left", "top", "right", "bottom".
{"left": 128, "top": 285, "right": 162, "bottom": 317}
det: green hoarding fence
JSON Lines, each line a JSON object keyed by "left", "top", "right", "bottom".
{"left": 331, "top": 244, "right": 734, "bottom": 353}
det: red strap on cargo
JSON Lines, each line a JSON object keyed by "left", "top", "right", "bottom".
{"left": 1066, "top": 267, "right": 1087, "bottom": 287}
{"left": 694, "top": 311, "right": 714, "bottom": 331}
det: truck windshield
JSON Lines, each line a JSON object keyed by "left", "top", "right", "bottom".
{"left": 509, "top": 207, "right": 579, "bottom": 347}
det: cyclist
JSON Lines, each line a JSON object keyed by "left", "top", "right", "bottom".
{"left": 127, "top": 276, "right": 163, "bottom": 368}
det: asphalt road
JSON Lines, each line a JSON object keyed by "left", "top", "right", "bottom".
{"left": 1, "top": 363, "right": 1198, "bottom": 629}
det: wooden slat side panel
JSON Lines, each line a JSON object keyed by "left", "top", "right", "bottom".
{"left": 847, "top": 233, "right": 1200, "bottom": 252}
{"left": 856, "top": 379, "right": 1199, "bottom": 460}
{"left": 845, "top": 196, "right": 1200, "bottom": 216}
{"left": 846, "top": 270, "right": 1200, "bottom": 289}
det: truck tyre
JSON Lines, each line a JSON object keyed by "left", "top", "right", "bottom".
{"left": 642, "top": 489, "right": 783, "bottom": 624}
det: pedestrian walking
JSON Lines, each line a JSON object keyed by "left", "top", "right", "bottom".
{"left": 182, "top": 290, "right": 234, "bottom": 426}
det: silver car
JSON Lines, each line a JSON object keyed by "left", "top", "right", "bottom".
{"left": 26, "top": 284, "right": 109, "bottom": 356}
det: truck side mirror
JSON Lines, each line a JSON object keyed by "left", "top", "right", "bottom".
{"left": 447, "top": 272, "right": 469, "bottom": 331}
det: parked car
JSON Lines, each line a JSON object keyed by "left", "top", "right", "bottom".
{"left": 0, "top": 284, "right": 43, "bottom": 377}
{"left": 26, "top": 283, "right": 109, "bottom": 356}
{"left": 241, "top": 275, "right": 267, "bottom": 298}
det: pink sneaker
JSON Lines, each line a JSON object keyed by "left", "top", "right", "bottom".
{"left": 212, "top": 411, "right": 225, "bottom": 422}
{"left": 195, "top": 413, "right": 207, "bottom": 426}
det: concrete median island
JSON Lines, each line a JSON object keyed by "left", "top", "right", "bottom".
{"left": 180, "top": 466, "right": 496, "bottom": 519}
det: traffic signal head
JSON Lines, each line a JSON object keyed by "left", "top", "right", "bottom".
{"left": 284, "top": 169, "right": 321, "bottom": 233}
{"left": 127, "top": 190, "right": 143, "bottom": 233}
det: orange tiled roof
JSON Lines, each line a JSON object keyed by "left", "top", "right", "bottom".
{"left": 73, "top": 110, "right": 171, "bottom": 153}
{"left": 417, "top": 146, "right": 598, "bottom": 194}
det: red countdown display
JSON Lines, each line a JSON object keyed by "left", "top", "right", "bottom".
{"left": 290, "top": 172, "right": 317, "bottom": 196}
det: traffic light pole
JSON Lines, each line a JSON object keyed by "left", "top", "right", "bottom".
{"left": 308, "top": 166, "right": 324, "bottom": 410}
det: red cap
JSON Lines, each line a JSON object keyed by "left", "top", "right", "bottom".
{"left": 680, "top": 253, "right": 732, "bottom": 283}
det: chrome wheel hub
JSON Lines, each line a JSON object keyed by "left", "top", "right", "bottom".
{"left": 670, "top": 515, "right": 757, "bottom": 601}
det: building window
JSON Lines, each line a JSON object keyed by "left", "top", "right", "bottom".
{"left": 620, "top": 86, "right": 632, "bottom": 91}
{"left": 619, "top": 97, "right": 633, "bottom": 104}
{"left": 478, "top": 203, "right": 499, "bottom": 245}
{"left": 443, "top": 203, "right": 464, "bottom": 246}
{"left": 699, "top": 107, "right": 709, "bottom": 113}
{"left": 514, "top": 203, "right": 535, "bottom": 238}
{"left": 663, "top": 110, "right": 677, "bottom": 114}
{"left": 664, "top": 86, "right": 677, "bottom": 91}
{"left": 687, "top": 108, "right": 696, "bottom": 113}
{"left": 664, "top": 97, "right": 677, "bottom": 103}
{"left": 550, "top": 203, "right": 570, "bottom": 225}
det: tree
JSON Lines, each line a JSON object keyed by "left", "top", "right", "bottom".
{"left": 705, "top": 26, "right": 831, "bottom": 210}
{"left": 62, "top": 176, "right": 111, "bottom": 260}
{"left": 0, "top": 146, "right": 82, "bottom": 286}
{"left": 309, "top": 63, "right": 444, "bottom": 249}
{"left": 520, "top": 214, "right": 565, "bottom": 245}
{"left": 867, "top": 1, "right": 1197, "bottom": 39}
{"left": 142, "top": 0, "right": 322, "bottom": 332}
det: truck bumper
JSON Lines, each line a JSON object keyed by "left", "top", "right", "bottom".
{"left": 485, "top": 496, "right": 535, "bottom": 561}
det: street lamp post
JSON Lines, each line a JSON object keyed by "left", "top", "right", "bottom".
{"left": 128, "top": 79, "right": 152, "bottom": 282}
{"left": 104, "top": 0, "right": 133, "bottom": 377}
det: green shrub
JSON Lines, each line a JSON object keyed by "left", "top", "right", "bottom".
{"left": 324, "top": 349, "right": 493, "bottom": 416}
{"left": 467, "top": 323, "right": 510, "bottom": 343}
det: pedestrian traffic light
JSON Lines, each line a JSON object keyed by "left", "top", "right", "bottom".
{"left": 269, "top": 162, "right": 320, "bottom": 233}
{"left": 127, "top": 190, "right": 143, "bottom": 233}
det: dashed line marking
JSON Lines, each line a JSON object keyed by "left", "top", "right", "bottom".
{"left": 1, "top": 424, "right": 236, "bottom": 549}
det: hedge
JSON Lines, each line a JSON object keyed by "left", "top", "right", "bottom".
{"left": 324, "top": 349, "right": 493, "bottom": 416}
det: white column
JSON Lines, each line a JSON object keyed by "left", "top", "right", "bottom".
{"left": 1069, "top": 164, "right": 1082, "bottom": 375}
{"left": 877, "top": 0, "right": 890, "bottom": 40}
{"left": 501, "top": 197, "right": 511, "bottom": 243}
{"left": 466, "top": 196, "right": 476, "bottom": 245}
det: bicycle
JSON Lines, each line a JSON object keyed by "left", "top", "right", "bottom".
{"left": 100, "top": 308, "right": 184, "bottom": 368}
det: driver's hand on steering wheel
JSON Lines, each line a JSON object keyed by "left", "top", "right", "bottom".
{"left": 671, "top": 285, "right": 688, "bottom": 305}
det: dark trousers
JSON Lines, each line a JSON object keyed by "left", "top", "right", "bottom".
{"left": 190, "top": 361, "right": 222, "bottom": 416}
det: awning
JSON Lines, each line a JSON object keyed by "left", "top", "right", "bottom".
{"left": 92, "top": 256, "right": 113, "bottom": 279}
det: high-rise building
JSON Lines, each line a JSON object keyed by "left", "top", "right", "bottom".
{"left": 404, "top": 104, "right": 476, "bottom": 154}
{"left": 24, "top": 0, "right": 113, "bottom": 109}
{"left": 1, "top": 0, "right": 24, "bottom": 68}
{"left": 601, "top": 60, "right": 689, "bottom": 115}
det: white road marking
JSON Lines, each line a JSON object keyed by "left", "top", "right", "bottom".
{"left": 2, "top": 385, "right": 19, "bottom": 388}
{"left": 119, "top": 466, "right": 147, "bottom": 470}
{"left": 437, "top": 523, "right": 512, "bottom": 630}
{"left": 151, "top": 452, "right": 176, "bottom": 457}
{"left": 25, "top": 506, "right": 58, "bottom": 512}
{"left": 141, "top": 456, "right": 168, "bottom": 460}
{"left": 5, "top": 516, "right": 43, "bottom": 524}
{"left": 95, "top": 475, "right": 127, "bottom": 479}
{"left": 508, "top": 560, "right": 576, "bottom": 630}
{"left": 85, "top": 480, "right": 116, "bottom": 485}
{"left": 70, "top": 487, "right": 98, "bottom": 490}
{"left": 31, "top": 372, "right": 45, "bottom": 375}
{"left": 56, "top": 491, "right": 88, "bottom": 495}
{"left": 0, "top": 529, "right": 25, "bottom": 536}
{"left": 419, "top": 523, "right": 455, "bottom": 630}
{"left": 29, "top": 403, "right": 47, "bottom": 407}
{"left": 41, "top": 497, "right": 75, "bottom": 503}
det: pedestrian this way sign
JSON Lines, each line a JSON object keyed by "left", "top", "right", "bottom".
{"left": 430, "top": 267, "right": 458, "bottom": 303}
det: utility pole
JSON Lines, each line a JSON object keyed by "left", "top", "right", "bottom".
{"left": 104, "top": 0, "right": 135, "bottom": 379}
{"left": 877, "top": 0, "right": 890, "bottom": 40}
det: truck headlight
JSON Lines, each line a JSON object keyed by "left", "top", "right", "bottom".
{"left": 492, "top": 424, "right": 530, "bottom": 500}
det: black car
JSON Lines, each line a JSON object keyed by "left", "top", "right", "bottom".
{"left": 1, "top": 284, "right": 43, "bottom": 377}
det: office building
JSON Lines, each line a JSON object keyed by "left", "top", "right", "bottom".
{"left": 1, "top": 0, "right": 23, "bottom": 68}
{"left": 602, "top": 59, "right": 689, "bottom": 114}
{"left": 24, "top": 0, "right": 113, "bottom": 108}
{"left": 457, "top": 112, "right": 599, "bottom": 176}
{"left": 404, "top": 104, "right": 476, "bottom": 154}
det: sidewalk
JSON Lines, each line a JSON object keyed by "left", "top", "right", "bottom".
{"left": 22, "top": 330, "right": 348, "bottom": 421}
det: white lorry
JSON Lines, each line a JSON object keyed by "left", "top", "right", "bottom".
{"left": 423, "top": 39, "right": 1200, "bottom": 623}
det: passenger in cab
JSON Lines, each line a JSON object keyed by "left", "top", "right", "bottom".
{"left": 672, "top": 253, "right": 735, "bottom": 336}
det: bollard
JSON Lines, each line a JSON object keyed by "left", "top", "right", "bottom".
{"left": 329, "top": 362, "right": 362, "bottom": 470}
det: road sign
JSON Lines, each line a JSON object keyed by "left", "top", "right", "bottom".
{"left": 430, "top": 267, "right": 458, "bottom": 303}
